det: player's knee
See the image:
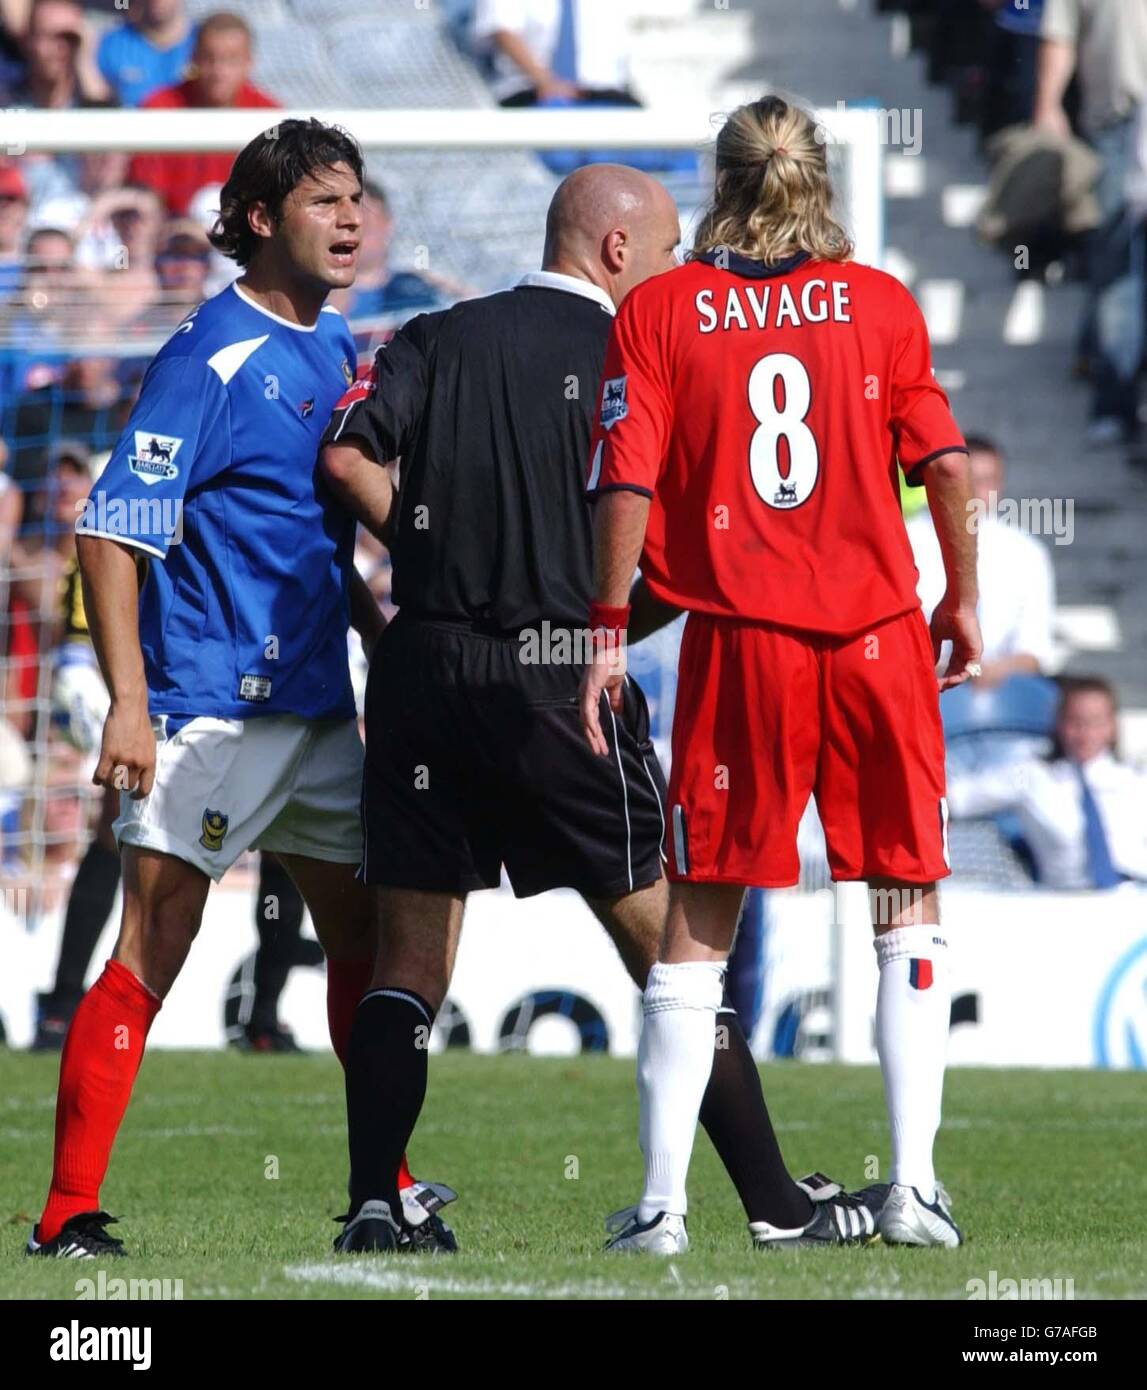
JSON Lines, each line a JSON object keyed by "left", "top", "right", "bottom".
{"left": 369, "top": 958, "right": 448, "bottom": 1013}
{"left": 643, "top": 959, "right": 725, "bottom": 1016}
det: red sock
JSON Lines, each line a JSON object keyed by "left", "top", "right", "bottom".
{"left": 325, "top": 956, "right": 373, "bottom": 1067}
{"left": 38, "top": 960, "right": 161, "bottom": 1243}
{"left": 327, "top": 959, "right": 415, "bottom": 1191}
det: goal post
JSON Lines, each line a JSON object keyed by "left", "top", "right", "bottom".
{"left": 2, "top": 104, "right": 884, "bottom": 265}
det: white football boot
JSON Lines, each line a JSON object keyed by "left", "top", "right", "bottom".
{"left": 604, "top": 1205, "right": 688, "bottom": 1255}
{"left": 878, "top": 1182, "right": 963, "bottom": 1248}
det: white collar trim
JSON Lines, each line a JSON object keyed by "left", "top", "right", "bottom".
{"left": 231, "top": 281, "right": 321, "bottom": 332}
{"left": 516, "top": 271, "right": 615, "bottom": 316}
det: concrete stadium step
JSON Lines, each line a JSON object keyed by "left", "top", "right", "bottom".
{"left": 710, "top": 0, "right": 1147, "bottom": 702}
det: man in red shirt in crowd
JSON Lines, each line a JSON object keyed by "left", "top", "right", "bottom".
{"left": 128, "top": 12, "right": 278, "bottom": 216}
{"left": 580, "top": 95, "right": 982, "bottom": 1254}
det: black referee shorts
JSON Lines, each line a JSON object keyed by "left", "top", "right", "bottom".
{"left": 360, "top": 614, "right": 667, "bottom": 899}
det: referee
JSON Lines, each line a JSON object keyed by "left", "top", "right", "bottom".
{"left": 319, "top": 164, "right": 829, "bottom": 1253}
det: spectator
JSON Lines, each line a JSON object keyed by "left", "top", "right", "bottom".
{"left": 88, "top": 184, "right": 164, "bottom": 325}
{"left": 0, "top": 161, "right": 28, "bottom": 303}
{"left": 0, "top": 0, "right": 109, "bottom": 106}
{"left": 0, "top": 713, "right": 31, "bottom": 876}
{"left": 0, "top": 223, "right": 103, "bottom": 372}
{"left": 0, "top": 1, "right": 114, "bottom": 212}
{"left": 0, "top": 436, "right": 22, "bottom": 558}
{"left": 907, "top": 433, "right": 1056, "bottom": 687}
{"left": 3, "top": 223, "right": 78, "bottom": 338}
{"left": 947, "top": 676, "right": 1147, "bottom": 888}
{"left": 32, "top": 155, "right": 155, "bottom": 273}
{"left": 982, "top": 0, "right": 1047, "bottom": 138}
{"left": 334, "top": 181, "right": 464, "bottom": 320}
{"left": 3, "top": 439, "right": 92, "bottom": 737}
{"left": 97, "top": 0, "right": 195, "bottom": 108}
{"left": 472, "top": 0, "right": 638, "bottom": 108}
{"left": 1034, "top": 0, "right": 1147, "bottom": 444}
{"left": 127, "top": 13, "right": 278, "bottom": 217}
{"left": 130, "top": 217, "right": 211, "bottom": 335}
{"left": 1, "top": 352, "right": 126, "bottom": 504}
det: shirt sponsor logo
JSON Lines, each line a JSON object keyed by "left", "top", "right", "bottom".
{"left": 128, "top": 432, "right": 183, "bottom": 486}
{"left": 199, "top": 808, "right": 228, "bottom": 853}
{"left": 600, "top": 375, "right": 628, "bottom": 430}
{"left": 238, "top": 673, "right": 272, "bottom": 702}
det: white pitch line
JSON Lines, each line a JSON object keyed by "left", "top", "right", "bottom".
{"left": 284, "top": 1262, "right": 639, "bottom": 1300}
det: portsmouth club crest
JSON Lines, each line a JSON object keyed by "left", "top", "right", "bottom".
{"left": 340, "top": 357, "right": 354, "bottom": 386}
{"left": 128, "top": 432, "right": 183, "bottom": 486}
{"left": 599, "top": 375, "right": 629, "bottom": 430}
{"left": 199, "top": 808, "right": 228, "bottom": 853}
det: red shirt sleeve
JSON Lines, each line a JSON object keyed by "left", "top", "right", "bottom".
{"left": 586, "top": 288, "right": 673, "bottom": 500}
{"left": 889, "top": 283, "right": 966, "bottom": 483}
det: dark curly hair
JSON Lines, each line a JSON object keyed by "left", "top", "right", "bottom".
{"left": 209, "top": 118, "right": 365, "bottom": 266}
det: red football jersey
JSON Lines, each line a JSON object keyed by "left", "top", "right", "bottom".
{"left": 586, "top": 251, "right": 966, "bottom": 636}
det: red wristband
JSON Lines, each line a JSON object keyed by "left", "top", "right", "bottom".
{"left": 588, "top": 601, "right": 630, "bottom": 658}
{"left": 588, "top": 601, "right": 631, "bottom": 635}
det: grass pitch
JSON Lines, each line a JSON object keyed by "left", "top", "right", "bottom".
{"left": 2, "top": 1051, "right": 1144, "bottom": 1300}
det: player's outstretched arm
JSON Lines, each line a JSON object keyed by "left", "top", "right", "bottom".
{"left": 579, "top": 489, "right": 651, "bottom": 757}
{"left": 320, "top": 439, "right": 398, "bottom": 545}
{"left": 76, "top": 533, "right": 155, "bottom": 799}
{"left": 919, "top": 449, "right": 983, "bottom": 691}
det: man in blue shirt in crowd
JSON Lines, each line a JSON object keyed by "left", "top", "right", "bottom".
{"left": 97, "top": 0, "right": 196, "bottom": 107}
{"left": 28, "top": 119, "right": 453, "bottom": 1260}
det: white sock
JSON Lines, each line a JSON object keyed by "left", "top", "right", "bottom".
{"left": 874, "top": 924, "right": 951, "bottom": 1204}
{"left": 636, "top": 960, "right": 725, "bottom": 1223}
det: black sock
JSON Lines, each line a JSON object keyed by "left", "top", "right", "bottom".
{"left": 51, "top": 840, "right": 121, "bottom": 1009}
{"left": 699, "top": 1005, "right": 814, "bottom": 1229}
{"left": 249, "top": 854, "right": 305, "bottom": 1033}
{"left": 346, "top": 988, "right": 434, "bottom": 1218}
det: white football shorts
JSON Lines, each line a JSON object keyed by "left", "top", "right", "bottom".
{"left": 114, "top": 714, "right": 363, "bottom": 881}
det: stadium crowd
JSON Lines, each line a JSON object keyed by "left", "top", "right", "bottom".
{"left": 1, "top": 0, "right": 1145, "bottom": 1057}
{"left": 897, "top": 1, "right": 1147, "bottom": 456}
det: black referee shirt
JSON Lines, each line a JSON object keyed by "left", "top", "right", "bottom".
{"left": 323, "top": 273, "right": 615, "bottom": 633}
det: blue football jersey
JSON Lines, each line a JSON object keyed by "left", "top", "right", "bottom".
{"left": 77, "top": 282, "right": 359, "bottom": 724}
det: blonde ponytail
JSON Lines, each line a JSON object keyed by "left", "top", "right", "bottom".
{"left": 691, "top": 96, "right": 854, "bottom": 266}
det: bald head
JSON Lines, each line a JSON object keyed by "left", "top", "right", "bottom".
{"left": 542, "top": 164, "right": 680, "bottom": 308}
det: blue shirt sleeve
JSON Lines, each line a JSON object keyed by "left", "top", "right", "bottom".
{"left": 77, "top": 355, "right": 230, "bottom": 558}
